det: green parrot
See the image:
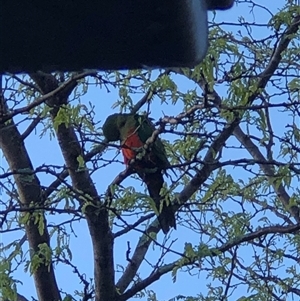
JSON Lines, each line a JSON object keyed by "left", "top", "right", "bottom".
{"left": 102, "top": 113, "right": 176, "bottom": 234}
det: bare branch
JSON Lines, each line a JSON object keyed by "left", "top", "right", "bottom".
{"left": 114, "top": 213, "right": 155, "bottom": 238}
{"left": 21, "top": 116, "right": 41, "bottom": 140}
{"left": 131, "top": 88, "right": 154, "bottom": 114}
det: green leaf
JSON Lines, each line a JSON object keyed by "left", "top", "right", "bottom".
{"left": 76, "top": 155, "right": 86, "bottom": 170}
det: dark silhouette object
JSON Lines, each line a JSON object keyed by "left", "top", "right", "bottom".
{"left": 0, "top": 0, "right": 234, "bottom": 73}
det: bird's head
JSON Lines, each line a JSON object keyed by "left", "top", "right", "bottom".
{"left": 102, "top": 113, "right": 137, "bottom": 141}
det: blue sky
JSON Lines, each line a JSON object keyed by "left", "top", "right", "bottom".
{"left": 1, "top": 1, "right": 297, "bottom": 301}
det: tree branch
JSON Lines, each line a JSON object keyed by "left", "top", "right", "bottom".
{"left": 115, "top": 104, "right": 240, "bottom": 293}
{"left": 131, "top": 88, "right": 154, "bottom": 114}
{"left": 21, "top": 115, "right": 41, "bottom": 140}
{"left": 30, "top": 72, "right": 116, "bottom": 301}
{"left": 257, "top": 16, "right": 300, "bottom": 89}
{"left": 0, "top": 71, "right": 96, "bottom": 124}
{"left": 119, "top": 223, "right": 300, "bottom": 301}
{"left": 176, "top": 115, "right": 240, "bottom": 205}
{"left": 115, "top": 221, "right": 161, "bottom": 293}
{"left": 0, "top": 92, "right": 60, "bottom": 301}
{"left": 169, "top": 14, "right": 300, "bottom": 218}
{"left": 118, "top": 17, "right": 300, "bottom": 298}
{"left": 233, "top": 126, "right": 300, "bottom": 221}
{"left": 119, "top": 262, "right": 175, "bottom": 301}
{"left": 114, "top": 213, "right": 155, "bottom": 238}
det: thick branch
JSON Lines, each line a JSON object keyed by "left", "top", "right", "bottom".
{"left": 0, "top": 96, "right": 60, "bottom": 301}
{"left": 30, "top": 72, "right": 116, "bottom": 301}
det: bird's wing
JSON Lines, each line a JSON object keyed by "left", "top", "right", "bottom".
{"left": 137, "top": 115, "right": 170, "bottom": 169}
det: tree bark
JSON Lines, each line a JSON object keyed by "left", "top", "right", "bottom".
{"left": 0, "top": 94, "right": 61, "bottom": 301}
{"left": 30, "top": 72, "right": 116, "bottom": 301}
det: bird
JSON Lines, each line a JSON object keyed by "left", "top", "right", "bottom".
{"left": 102, "top": 113, "right": 176, "bottom": 234}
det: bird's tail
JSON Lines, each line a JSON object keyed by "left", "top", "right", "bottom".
{"left": 157, "top": 199, "right": 176, "bottom": 234}
{"left": 143, "top": 172, "right": 176, "bottom": 234}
